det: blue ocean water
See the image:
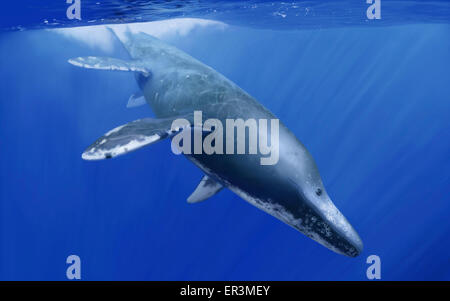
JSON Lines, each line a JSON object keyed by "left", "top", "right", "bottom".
{"left": 0, "top": 2, "right": 449, "bottom": 280}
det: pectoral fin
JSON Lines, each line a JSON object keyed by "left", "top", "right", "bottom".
{"left": 187, "top": 175, "right": 224, "bottom": 203}
{"left": 68, "top": 56, "right": 150, "bottom": 76}
{"left": 82, "top": 115, "right": 192, "bottom": 160}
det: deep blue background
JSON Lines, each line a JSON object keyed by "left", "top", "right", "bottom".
{"left": 0, "top": 22, "right": 449, "bottom": 280}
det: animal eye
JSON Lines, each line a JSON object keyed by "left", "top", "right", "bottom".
{"left": 315, "top": 188, "right": 322, "bottom": 196}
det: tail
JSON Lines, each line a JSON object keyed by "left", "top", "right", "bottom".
{"left": 106, "top": 26, "right": 132, "bottom": 60}
{"left": 67, "top": 27, "right": 152, "bottom": 109}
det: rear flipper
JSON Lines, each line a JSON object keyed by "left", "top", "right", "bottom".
{"left": 126, "top": 91, "right": 146, "bottom": 108}
{"left": 82, "top": 115, "right": 194, "bottom": 160}
{"left": 68, "top": 56, "right": 150, "bottom": 76}
{"left": 187, "top": 175, "right": 224, "bottom": 203}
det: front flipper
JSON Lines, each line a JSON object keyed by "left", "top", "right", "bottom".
{"left": 82, "top": 116, "right": 191, "bottom": 160}
{"left": 187, "top": 175, "right": 224, "bottom": 203}
{"left": 68, "top": 56, "right": 150, "bottom": 76}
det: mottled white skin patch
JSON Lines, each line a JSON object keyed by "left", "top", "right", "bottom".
{"left": 81, "top": 116, "right": 194, "bottom": 161}
{"left": 307, "top": 190, "right": 362, "bottom": 253}
{"left": 227, "top": 185, "right": 346, "bottom": 256}
{"left": 187, "top": 157, "right": 360, "bottom": 257}
{"left": 68, "top": 57, "right": 150, "bottom": 76}
{"left": 82, "top": 134, "right": 160, "bottom": 160}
